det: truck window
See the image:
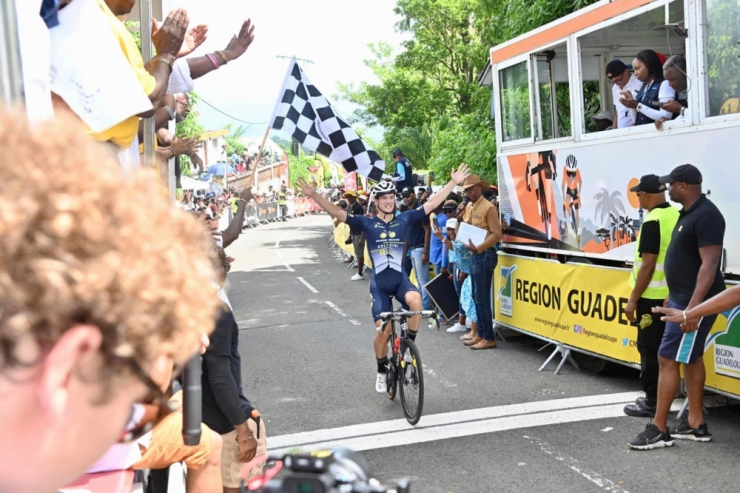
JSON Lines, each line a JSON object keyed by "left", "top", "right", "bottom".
{"left": 499, "top": 60, "right": 532, "bottom": 142}
{"left": 704, "top": 0, "right": 740, "bottom": 117}
{"left": 578, "top": 0, "right": 686, "bottom": 133}
{"left": 534, "top": 43, "right": 571, "bottom": 140}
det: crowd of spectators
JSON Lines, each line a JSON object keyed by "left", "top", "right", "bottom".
{"left": 0, "top": 1, "right": 277, "bottom": 492}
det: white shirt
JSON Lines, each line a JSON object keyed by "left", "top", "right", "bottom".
{"left": 612, "top": 74, "right": 643, "bottom": 129}
{"left": 636, "top": 80, "right": 677, "bottom": 122}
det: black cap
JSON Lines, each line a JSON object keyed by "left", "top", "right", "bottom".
{"left": 393, "top": 148, "right": 403, "bottom": 157}
{"left": 630, "top": 174, "right": 666, "bottom": 194}
{"left": 658, "top": 164, "right": 703, "bottom": 185}
{"left": 401, "top": 186, "right": 414, "bottom": 195}
{"left": 605, "top": 59, "right": 627, "bottom": 78}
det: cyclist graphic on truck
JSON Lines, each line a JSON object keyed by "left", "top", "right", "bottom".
{"left": 562, "top": 154, "right": 583, "bottom": 247}
{"left": 525, "top": 150, "right": 558, "bottom": 240}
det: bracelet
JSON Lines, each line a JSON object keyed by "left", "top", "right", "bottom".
{"left": 206, "top": 53, "right": 220, "bottom": 70}
{"left": 682, "top": 310, "right": 688, "bottom": 325}
{"left": 238, "top": 198, "right": 247, "bottom": 204}
{"left": 234, "top": 434, "right": 254, "bottom": 443}
{"left": 215, "top": 50, "right": 229, "bottom": 65}
{"left": 153, "top": 54, "right": 174, "bottom": 69}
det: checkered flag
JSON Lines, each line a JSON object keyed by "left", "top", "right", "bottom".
{"left": 269, "top": 60, "right": 385, "bottom": 181}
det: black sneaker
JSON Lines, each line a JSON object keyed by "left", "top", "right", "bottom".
{"left": 628, "top": 423, "right": 674, "bottom": 450}
{"left": 624, "top": 397, "right": 656, "bottom": 418}
{"left": 670, "top": 420, "right": 712, "bottom": 442}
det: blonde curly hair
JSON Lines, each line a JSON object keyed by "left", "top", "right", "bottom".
{"left": 0, "top": 110, "right": 220, "bottom": 375}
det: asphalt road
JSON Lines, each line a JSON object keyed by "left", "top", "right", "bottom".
{"left": 225, "top": 214, "right": 740, "bottom": 493}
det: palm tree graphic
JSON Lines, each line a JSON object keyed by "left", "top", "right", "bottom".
{"left": 594, "top": 189, "right": 626, "bottom": 249}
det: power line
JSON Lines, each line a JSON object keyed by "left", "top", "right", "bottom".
{"left": 198, "top": 97, "right": 269, "bottom": 126}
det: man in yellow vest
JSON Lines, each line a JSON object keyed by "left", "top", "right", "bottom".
{"left": 623, "top": 174, "right": 679, "bottom": 417}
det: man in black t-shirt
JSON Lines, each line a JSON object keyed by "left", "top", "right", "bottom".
{"left": 629, "top": 164, "right": 725, "bottom": 450}
{"left": 345, "top": 190, "right": 366, "bottom": 281}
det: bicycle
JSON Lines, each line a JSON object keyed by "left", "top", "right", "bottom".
{"left": 379, "top": 307, "right": 438, "bottom": 425}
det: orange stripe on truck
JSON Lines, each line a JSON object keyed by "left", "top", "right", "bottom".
{"left": 491, "top": 0, "right": 656, "bottom": 64}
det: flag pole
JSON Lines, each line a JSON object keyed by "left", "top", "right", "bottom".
{"left": 245, "top": 125, "right": 270, "bottom": 190}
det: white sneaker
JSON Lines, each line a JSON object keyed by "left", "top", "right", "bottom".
{"left": 375, "top": 372, "right": 387, "bottom": 393}
{"left": 447, "top": 323, "right": 468, "bottom": 333}
{"left": 351, "top": 273, "right": 364, "bottom": 281}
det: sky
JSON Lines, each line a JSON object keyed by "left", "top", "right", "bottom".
{"left": 169, "top": 0, "right": 409, "bottom": 139}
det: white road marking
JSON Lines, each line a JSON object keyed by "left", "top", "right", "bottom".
{"left": 422, "top": 364, "right": 457, "bottom": 388}
{"left": 526, "top": 436, "right": 630, "bottom": 493}
{"left": 297, "top": 277, "right": 319, "bottom": 293}
{"left": 274, "top": 228, "right": 303, "bottom": 272}
{"left": 324, "top": 301, "right": 362, "bottom": 326}
{"left": 269, "top": 391, "right": 644, "bottom": 454}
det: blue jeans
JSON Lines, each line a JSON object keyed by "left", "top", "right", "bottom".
{"left": 471, "top": 249, "right": 497, "bottom": 341}
{"left": 451, "top": 264, "right": 465, "bottom": 317}
{"left": 409, "top": 247, "right": 431, "bottom": 310}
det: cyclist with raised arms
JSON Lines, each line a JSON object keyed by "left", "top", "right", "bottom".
{"left": 297, "top": 164, "right": 471, "bottom": 393}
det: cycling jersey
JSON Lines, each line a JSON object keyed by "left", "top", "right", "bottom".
{"left": 345, "top": 208, "right": 427, "bottom": 321}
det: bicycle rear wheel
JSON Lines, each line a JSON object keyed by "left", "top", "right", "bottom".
{"left": 399, "top": 340, "right": 424, "bottom": 425}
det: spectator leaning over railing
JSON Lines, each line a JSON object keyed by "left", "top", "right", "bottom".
{"left": 0, "top": 110, "right": 220, "bottom": 493}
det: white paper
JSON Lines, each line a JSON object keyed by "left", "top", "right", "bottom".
{"left": 49, "top": 0, "right": 152, "bottom": 132}
{"left": 457, "top": 222, "right": 488, "bottom": 247}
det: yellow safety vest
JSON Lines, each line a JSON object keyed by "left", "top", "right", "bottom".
{"left": 629, "top": 205, "right": 680, "bottom": 299}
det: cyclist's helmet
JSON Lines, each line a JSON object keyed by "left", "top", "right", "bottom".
{"left": 565, "top": 155, "right": 578, "bottom": 170}
{"left": 371, "top": 182, "right": 397, "bottom": 198}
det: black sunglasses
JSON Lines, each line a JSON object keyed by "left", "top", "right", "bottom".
{"left": 117, "top": 357, "right": 178, "bottom": 443}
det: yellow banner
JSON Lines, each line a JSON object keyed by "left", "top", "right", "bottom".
{"left": 495, "top": 254, "right": 640, "bottom": 365}
{"left": 495, "top": 254, "right": 740, "bottom": 399}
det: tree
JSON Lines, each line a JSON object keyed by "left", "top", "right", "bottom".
{"left": 593, "top": 189, "right": 626, "bottom": 227}
{"left": 224, "top": 123, "right": 248, "bottom": 156}
{"left": 338, "top": 0, "right": 601, "bottom": 185}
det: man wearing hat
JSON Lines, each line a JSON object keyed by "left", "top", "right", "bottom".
{"left": 592, "top": 110, "right": 614, "bottom": 131}
{"left": 392, "top": 148, "right": 414, "bottom": 192}
{"left": 606, "top": 59, "right": 642, "bottom": 129}
{"left": 459, "top": 174, "right": 502, "bottom": 350}
{"left": 623, "top": 175, "right": 679, "bottom": 419}
{"left": 344, "top": 190, "right": 367, "bottom": 281}
{"left": 629, "top": 164, "right": 725, "bottom": 450}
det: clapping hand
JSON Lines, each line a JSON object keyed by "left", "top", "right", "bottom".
{"left": 151, "top": 9, "right": 190, "bottom": 57}
{"left": 224, "top": 19, "right": 256, "bottom": 61}
{"left": 450, "top": 164, "right": 471, "bottom": 184}
{"left": 178, "top": 24, "right": 208, "bottom": 58}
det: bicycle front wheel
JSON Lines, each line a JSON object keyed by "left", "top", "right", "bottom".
{"left": 399, "top": 339, "right": 424, "bottom": 425}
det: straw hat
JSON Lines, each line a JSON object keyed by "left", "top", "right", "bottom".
{"left": 461, "top": 175, "right": 490, "bottom": 190}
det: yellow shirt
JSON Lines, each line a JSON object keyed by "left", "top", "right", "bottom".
{"left": 89, "top": 0, "right": 156, "bottom": 148}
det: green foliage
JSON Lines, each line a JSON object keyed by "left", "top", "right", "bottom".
{"left": 705, "top": 0, "right": 740, "bottom": 115}
{"left": 288, "top": 154, "right": 315, "bottom": 188}
{"left": 338, "top": 0, "right": 600, "bottom": 187}
{"left": 224, "top": 124, "right": 247, "bottom": 156}
{"left": 176, "top": 93, "right": 206, "bottom": 172}
{"left": 428, "top": 108, "right": 497, "bottom": 183}
{"left": 124, "top": 21, "right": 142, "bottom": 51}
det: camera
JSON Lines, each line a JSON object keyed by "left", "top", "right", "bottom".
{"left": 244, "top": 448, "right": 410, "bottom": 493}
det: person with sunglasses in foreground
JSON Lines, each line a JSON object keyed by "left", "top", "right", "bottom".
{"left": 0, "top": 111, "right": 221, "bottom": 493}
{"left": 297, "top": 164, "right": 471, "bottom": 394}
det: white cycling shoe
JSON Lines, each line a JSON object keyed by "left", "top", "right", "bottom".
{"left": 375, "top": 372, "right": 387, "bottom": 393}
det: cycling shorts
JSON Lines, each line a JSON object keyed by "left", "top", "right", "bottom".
{"left": 369, "top": 274, "right": 419, "bottom": 323}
